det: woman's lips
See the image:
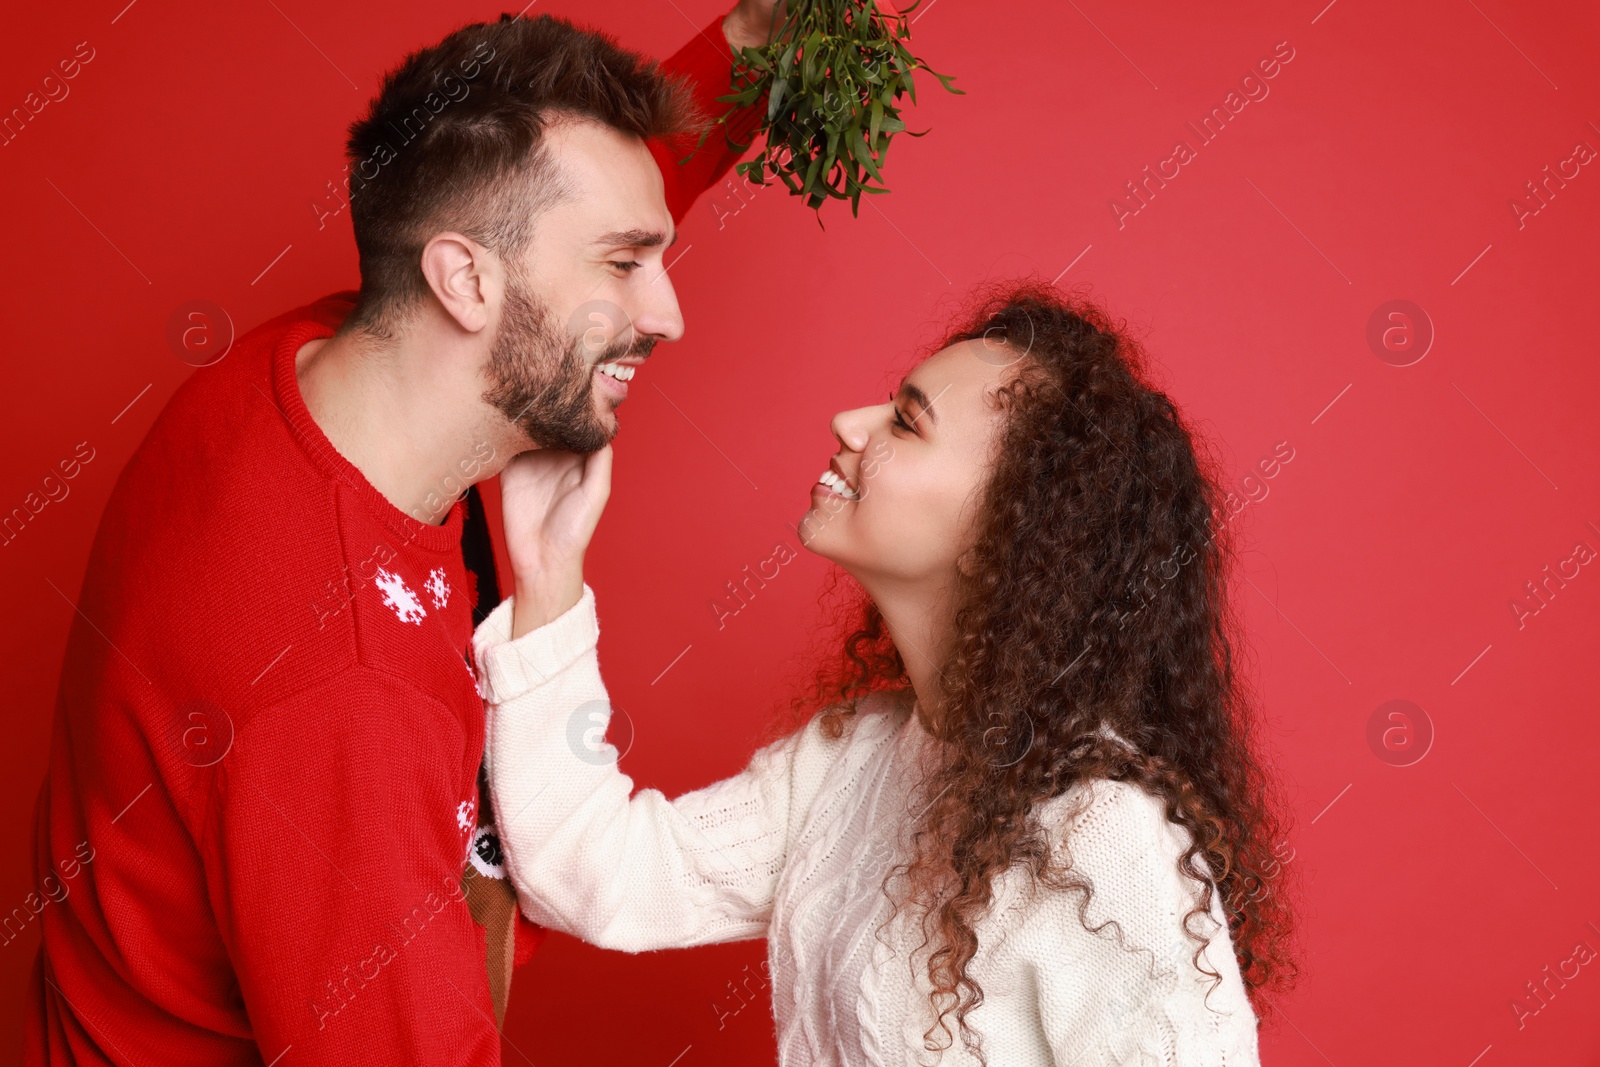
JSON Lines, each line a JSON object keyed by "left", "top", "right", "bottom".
{"left": 810, "top": 480, "right": 855, "bottom": 503}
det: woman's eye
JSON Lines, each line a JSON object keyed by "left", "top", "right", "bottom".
{"left": 887, "top": 392, "right": 914, "bottom": 433}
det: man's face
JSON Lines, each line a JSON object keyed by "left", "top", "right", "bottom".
{"left": 481, "top": 117, "right": 685, "bottom": 453}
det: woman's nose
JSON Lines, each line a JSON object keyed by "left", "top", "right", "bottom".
{"left": 829, "top": 405, "right": 877, "bottom": 452}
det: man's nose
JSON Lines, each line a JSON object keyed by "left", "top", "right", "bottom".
{"left": 633, "top": 266, "right": 685, "bottom": 344}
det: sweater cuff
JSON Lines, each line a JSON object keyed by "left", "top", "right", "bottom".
{"left": 471, "top": 584, "right": 599, "bottom": 705}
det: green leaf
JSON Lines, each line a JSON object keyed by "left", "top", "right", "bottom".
{"left": 802, "top": 153, "right": 823, "bottom": 196}
{"left": 767, "top": 78, "right": 789, "bottom": 123}
{"left": 846, "top": 131, "right": 884, "bottom": 183}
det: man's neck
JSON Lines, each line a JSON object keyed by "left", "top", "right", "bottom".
{"left": 295, "top": 330, "right": 517, "bottom": 526}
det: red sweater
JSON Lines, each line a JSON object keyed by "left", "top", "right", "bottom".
{"left": 23, "top": 17, "right": 762, "bottom": 1066}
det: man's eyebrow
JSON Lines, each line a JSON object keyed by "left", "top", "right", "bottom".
{"left": 594, "top": 228, "right": 678, "bottom": 250}
{"left": 900, "top": 381, "right": 940, "bottom": 426}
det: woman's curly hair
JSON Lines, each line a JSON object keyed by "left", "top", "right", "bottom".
{"left": 770, "top": 279, "right": 1300, "bottom": 1063}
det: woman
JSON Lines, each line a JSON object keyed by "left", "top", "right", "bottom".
{"left": 471, "top": 281, "right": 1298, "bottom": 1065}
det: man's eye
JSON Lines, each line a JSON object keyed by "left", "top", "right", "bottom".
{"left": 610, "top": 260, "right": 642, "bottom": 273}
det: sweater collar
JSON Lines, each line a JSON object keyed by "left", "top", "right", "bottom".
{"left": 270, "top": 313, "right": 466, "bottom": 555}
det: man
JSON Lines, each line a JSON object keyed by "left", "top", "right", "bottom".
{"left": 25, "top": 3, "right": 779, "bottom": 1062}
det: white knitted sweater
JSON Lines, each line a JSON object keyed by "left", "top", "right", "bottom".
{"left": 472, "top": 586, "right": 1261, "bottom": 1067}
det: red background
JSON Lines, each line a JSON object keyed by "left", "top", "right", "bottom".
{"left": 3, "top": 0, "right": 1599, "bottom": 1064}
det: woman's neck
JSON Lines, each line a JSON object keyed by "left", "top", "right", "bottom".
{"left": 863, "top": 573, "right": 961, "bottom": 737}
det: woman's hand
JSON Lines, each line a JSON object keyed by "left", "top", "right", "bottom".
{"left": 499, "top": 445, "right": 612, "bottom": 638}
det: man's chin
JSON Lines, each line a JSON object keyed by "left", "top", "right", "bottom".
{"left": 594, "top": 398, "right": 622, "bottom": 435}
{"left": 513, "top": 417, "right": 615, "bottom": 455}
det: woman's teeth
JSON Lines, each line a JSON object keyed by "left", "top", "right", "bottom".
{"left": 817, "top": 469, "right": 859, "bottom": 500}
{"left": 597, "top": 362, "right": 636, "bottom": 381}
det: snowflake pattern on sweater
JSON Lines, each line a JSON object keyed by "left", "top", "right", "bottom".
{"left": 425, "top": 567, "right": 451, "bottom": 609}
{"left": 375, "top": 567, "right": 427, "bottom": 624}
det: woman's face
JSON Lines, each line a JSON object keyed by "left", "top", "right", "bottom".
{"left": 800, "top": 340, "right": 1019, "bottom": 585}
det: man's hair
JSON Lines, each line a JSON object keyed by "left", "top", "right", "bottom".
{"left": 340, "top": 13, "right": 701, "bottom": 340}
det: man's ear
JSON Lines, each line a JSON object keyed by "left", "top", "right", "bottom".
{"left": 421, "top": 231, "right": 495, "bottom": 335}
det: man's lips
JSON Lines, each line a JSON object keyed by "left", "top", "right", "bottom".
{"left": 593, "top": 355, "right": 645, "bottom": 402}
{"left": 594, "top": 365, "right": 628, "bottom": 400}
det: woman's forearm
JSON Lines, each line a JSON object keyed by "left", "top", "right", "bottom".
{"left": 473, "top": 587, "right": 798, "bottom": 952}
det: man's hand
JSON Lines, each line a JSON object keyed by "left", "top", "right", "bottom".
{"left": 500, "top": 445, "right": 612, "bottom": 638}
{"left": 723, "top": 0, "right": 787, "bottom": 52}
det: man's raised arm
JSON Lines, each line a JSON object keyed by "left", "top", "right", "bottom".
{"left": 650, "top": 1, "right": 781, "bottom": 222}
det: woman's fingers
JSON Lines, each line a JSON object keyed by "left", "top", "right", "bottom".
{"left": 502, "top": 449, "right": 583, "bottom": 507}
{"left": 581, "top": 444, "right": 614, "bottom": 504}
{"left": 499, "top": 444, "right": 615, "bottom": 583}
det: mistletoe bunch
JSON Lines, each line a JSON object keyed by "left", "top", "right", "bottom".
{"left": 704, "top": 0, "right": 962, "bottom": 217}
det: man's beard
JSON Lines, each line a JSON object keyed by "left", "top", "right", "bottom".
{"left": 481, "top": 271, "right": 648, "bottom": 454}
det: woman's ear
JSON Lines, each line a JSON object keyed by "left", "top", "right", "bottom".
{"left": 955, "top": 546, "right": 978, "bottom": 578}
